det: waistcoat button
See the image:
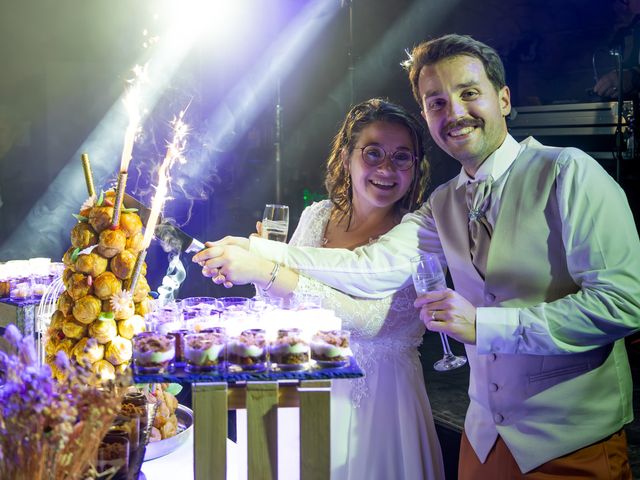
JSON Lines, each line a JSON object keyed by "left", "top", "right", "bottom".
{"left": 485, "top": 292, "right": 496, "bottom": 303}
{"left": 494, "top": 413, "right": 504, "bottom": 424}
{"left": 489, "top": 383, "right": 499, "bottom": 392}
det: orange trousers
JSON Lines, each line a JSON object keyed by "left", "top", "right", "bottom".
{"left": 459, "top": 429, "right": 632, "bottom": 480}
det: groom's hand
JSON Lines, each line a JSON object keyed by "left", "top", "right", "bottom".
{"left": 201, "top": 235, "right": 250, "bottom": 252}
{"left": 414, "top": 289, "right": 477, "bottom": 345}
{"left": 193, "top": 240, "right": 273, "bottom": 288}
{"left": 192, "top": 237, "right": 249, "bottom": 288}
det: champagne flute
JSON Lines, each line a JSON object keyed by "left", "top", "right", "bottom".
{"left": 262, "top": 204, "right": 289, "bottom": 242}
{"left": 255, "top": 204, "right": 289, "bottom": 299}
{"left": 411, "top": 253, "right": 468, "bottom": 371}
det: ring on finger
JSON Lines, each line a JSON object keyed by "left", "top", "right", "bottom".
{"left": 431, "top": 311, "right": 436, "bottom": 321}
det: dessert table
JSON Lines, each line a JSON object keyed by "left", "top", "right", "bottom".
{"left": 0, "top": 292, "right": 365, "bottom": 479}
{"left": 135, "top": 359, "right": 364, "bottom": 480}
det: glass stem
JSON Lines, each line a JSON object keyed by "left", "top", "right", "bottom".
{"left": 439, "top": 332, "right": 454, "bottom": 356}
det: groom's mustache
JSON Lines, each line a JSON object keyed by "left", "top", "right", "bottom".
{"left": 443, "top": 118, "right": 484, "bottom": 134}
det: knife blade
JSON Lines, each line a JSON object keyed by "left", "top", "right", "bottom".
{"left": 123, "top": 193, "right": 205, "bottom": 254}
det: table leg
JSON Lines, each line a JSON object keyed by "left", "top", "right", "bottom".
{"left": 246, "top": 382, "right": 278, "bottom": 480}
{"left": 298, "top": 380, "right": 331, "bottom": 480}
{"left": 193, "top": 382, "right": 228, "bottom": 480}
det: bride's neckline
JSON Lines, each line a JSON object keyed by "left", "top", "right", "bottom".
{"left": 321, "top": 235, "right": 379, "bottom": 247}
{"left": 321, "top": 206, "right": 400, "bottom": 249}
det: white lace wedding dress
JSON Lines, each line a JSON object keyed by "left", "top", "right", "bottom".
{"left": 288, "top": 200, "right": 445, "bottom": 480}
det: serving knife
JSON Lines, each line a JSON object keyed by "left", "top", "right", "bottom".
{"left": 122, "top": 193, "right": 205, "bottom": 254}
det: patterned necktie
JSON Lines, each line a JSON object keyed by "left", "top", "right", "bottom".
{"left": 465, "top": 176, "right": 493, "bottom": 278}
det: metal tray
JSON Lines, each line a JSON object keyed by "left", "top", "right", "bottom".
{"left": 144, "top": 404, "right": 193, "bottom": 461}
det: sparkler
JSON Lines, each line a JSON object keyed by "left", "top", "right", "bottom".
{"left": 129, "top": 111, "right": 189, "bottom": 294}
{"left": 111, "top": 65, "right": 146, "bottom": 229}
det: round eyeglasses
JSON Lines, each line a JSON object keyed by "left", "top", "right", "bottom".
{"left": 357, "top": 145, "right": 415, "bottom": 171}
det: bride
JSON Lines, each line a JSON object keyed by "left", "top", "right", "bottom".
{"left": 194, "top": 98, "right": 445, "bottom": 480}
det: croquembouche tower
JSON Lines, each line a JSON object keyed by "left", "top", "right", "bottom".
{"left": 44, "top": 154, "right": 150, "bottom": 381}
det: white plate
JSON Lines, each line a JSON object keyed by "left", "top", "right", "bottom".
{"left": 144, "top": 404, "right": 193, "bottom": 461}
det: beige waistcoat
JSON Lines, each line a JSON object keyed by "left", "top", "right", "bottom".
{"left": 429, "top": 139, "right": 633, "bottom": 472}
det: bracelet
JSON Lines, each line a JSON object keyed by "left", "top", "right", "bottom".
{"left": 262, "top": 262, "right": 280, "bottom": 292}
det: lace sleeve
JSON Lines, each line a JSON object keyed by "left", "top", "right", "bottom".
{"left": 287, "top": 200, "right": 402, "bottom": 338}
{"left": 289, "top": 202, "right": 323, "bottom": 246}
{"left": 294, "top": 274, "right": 394, "bottom": 338}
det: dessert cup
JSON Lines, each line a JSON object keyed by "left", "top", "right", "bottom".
{"left": 310, "top": 329, "right": 352, "bottom": 368}
{"left": 184, "top": 332, "right": 226, "bottom": 372}
{"left": 132, "top": 332, "right": 175, "bottom": 373}
{"left": 269, "top": 328, "right": 310, "bottom": 371}
{"left": 227, "top": 329, "right": 267, "bottom": 371}
{"left": 97, "top": 430, "right": 130, "bottom": 480}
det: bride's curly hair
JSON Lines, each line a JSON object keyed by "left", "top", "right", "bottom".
{"left": 325, "top": 98, "right": 429, "bottom": 226}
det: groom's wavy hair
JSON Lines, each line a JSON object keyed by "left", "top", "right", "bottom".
{"left": 325, "top": 98, "right": 429, "bottom": 227}
{"left": 402, "top": 34, "right": 507, "bottom": 105}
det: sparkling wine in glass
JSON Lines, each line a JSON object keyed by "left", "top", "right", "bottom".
{"left": 411, "top": 253, "right": 467, "bottom": 372}
{"left": 262, "top": 204, "right": 289, "bottom": 242}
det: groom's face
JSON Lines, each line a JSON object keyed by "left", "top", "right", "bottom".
{"left": 418, "top": 55, "right": 511, "bottom": 172}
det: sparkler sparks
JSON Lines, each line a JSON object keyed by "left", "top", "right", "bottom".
{"left": 112, "top": 64, "right": 148, "bottom": 229}
{"left": 129, "top": 110, "right": 189, "bottom": 294}
{"left": 120, "top": 80, "right": 140, "bottom": 172}
{"left": 141, "top": 110, "right": 189, "bottom": 250}
{"left": 119, "top": 68, "right": 146, "bottom": 174}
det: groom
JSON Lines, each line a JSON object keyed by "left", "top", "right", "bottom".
{"left": 203, "top": 34, "right": 640, "bottom": 478}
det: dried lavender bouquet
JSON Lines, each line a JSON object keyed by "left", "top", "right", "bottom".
{"left": 0, "top": 324, "right": 131, "bottom": 480}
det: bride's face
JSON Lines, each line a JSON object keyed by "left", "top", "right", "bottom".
{"left": 345, "top": 121, "right": 415, "bottom": 212}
